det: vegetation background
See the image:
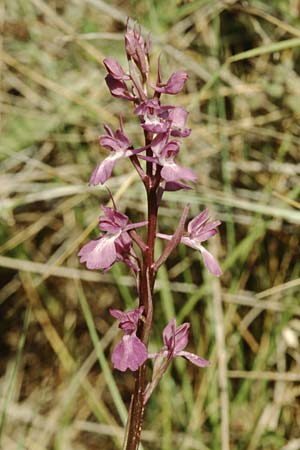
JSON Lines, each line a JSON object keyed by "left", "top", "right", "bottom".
{"left": 1, "top": 0, "right": 300, "bottom": 449}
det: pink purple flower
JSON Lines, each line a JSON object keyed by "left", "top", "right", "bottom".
{"left": 149, "top": 132, "right": 197, "bottom": 183}
{"left": 78, "top": 207, "right": 147, "bottom": 271}
{"left": 158, "top": 209, "right": 222, "bottom": 276}
{"left": 149, "top": 318, "right": 210, "bottom": 368}
{"left": 89, "top": 122, "right": 144, "bottom": 185}
{"left": 135, "top": 101, "right": 191, "bottom": 138}
{"left": 135, "top": 99, "right": 170, "bottom": 134}
{"left": 110, "top": 307, "right": 148, "bottom": 371}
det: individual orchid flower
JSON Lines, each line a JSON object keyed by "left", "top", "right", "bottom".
{"left": 89, "top": 122, "right": 143, "bottom": 185}
{"left": 78, "top": 207, "right": 147, "bottom": 271}
{"left": 145, "top": 319, "right": 209, "bottom": 402}
{"left": 157, "top": 141, "right": 197, "bottom": 183}
{"left": 152, "top": 71, "right": 188, "bottom": 95}
{"left": 157, "top": 209, "right": 222, "bottom": 276}
{"left": 161, "top": 318, "right": 210, "bottom": 367}
{"left": 110, "top": 307, "right": 148, "bottom": 371}
{"left": 135, "top": 99, "right": 170, "bottom": 134}
{"left": 150, "top": 132, "right": 197, "bottom": 183}
{"left": 135, "top": 101, "right": 191, "bottom": 138}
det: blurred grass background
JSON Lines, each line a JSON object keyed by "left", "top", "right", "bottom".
{"left": 1, "top": 0, "right": 300, "bottom": 449}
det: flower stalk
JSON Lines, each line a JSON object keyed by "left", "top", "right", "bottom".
{"left": 78, "top": 18, "right": 223, "bottom": 450}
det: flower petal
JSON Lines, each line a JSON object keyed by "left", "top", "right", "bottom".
{"left": 89, "top": 157, "right": 117, "bottom": 185}
{"left": 152, "top": 71, "right": 188, "bottom": 95}
{"left": 162, "top": 319, "right": 176, "bottom": 350}
{"left": 78, "top": 235, "right": 117, "bottom": 270}
{"left": 161, "top": 163, "right": 197, "bottom": 183}
{"left": 199, "top": 246, "right": 222, "bottom": 276}
{"left": 110, "top": 306, "right": 144, "bottom": 333}
{"left": 177, "top": 351, "right": 210, "bottom": 367}
{"left": 164, "top": 181, "right": 192, "bottom": 191}
{"left": 111, "top": 334, "right": 148, "bottom": 372}
{"left": 103, "top": 58, "right": 130, "bottom": 80}
{"left": 174, "top": 323, "right": 190, "bottom": 353}
{"left": 187, "top": 209, "right": 210, "bottom": 235}
{"left": 105, "top": 74, "right": 134, "bottom": 101}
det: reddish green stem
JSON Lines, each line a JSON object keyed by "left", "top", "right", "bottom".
{"left": 124, "top": 137, "right": 158, "bottom": 450}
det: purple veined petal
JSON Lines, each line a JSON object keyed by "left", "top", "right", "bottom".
{"left": 160, "top": 141, "right": 180, "bottom": 159}
{"left": 152, "top": 71, "right": 188, "bottom": 95}
{"left": 110, "top": 306, "right": 144, "bottom": 333}
{"left": 182, "top": 236, "right": 222, "bottom": 274}
{"left": 125, "top": 306, "right": 144, "bottom": 326}
{"left": 100, "top": 134, "right": 131, "bottom": 153}
{"left": 161, "top": 162, "right": 197, "bottom": 183}
{"left": 177, "top": 350, "right": 210, "bottom": 368}
{"left": 169, "top": 107, "right": 191, "bottom": 139}
{"left": 192, "top": 220, "right": 222, "bottom": 241}
{"left": 175, "top": 166, "right": 197, "bottom": 182}
{"left": 111, "top": 334, "right": 148, "bottom": 372}
{"left": 150, "top": 132, "right": 169, "bottom": 156}
{"left": 168, "top": 106, "right": 188, "bottom": 128}
{"left": 114, "top": 129, "right": 132, "bottom": 149}
{"left": 181, "top": 236, "right": 199, "bottom": 251}
{"left": 200, "top": 219, "right": 222, "bottom": 233}
{"left": 199, "top": 245, "right": 222, "bottom": 276}
{"left": 194, "top": 229, "right": 218, "bottom": 243}
{"left": 78, "top": 235, "right": 118, "bottom": 270}
{"left": 161, "top": 163, "right": 182, "bottom": 182}
{"left": 99, "top": 206, "right": 129, "bottom": 232}
{"left": 187, "top": 209, "right": 210, "bottom": 235}
{"left": 109, "top": 308, "right": 124, "bottom": 320}
{"left": 89, "top": 156, "right": 118, "bottom": 186}
{"left": 174, "top": 322, "right": 190, "bottom": 353}
{"left": 115, "top": 230, "right": 132, "bottom": 249}
{"left": 105, "top": 74, "right": 135, "bottom": 101}
{"left": 115, "top": 233, "right": 134, "bottom": 268}
{"left": 164, "top": 181, "right": 192, "bottom": 191}
{"left": 162, "top": 318, "right": 176, "bottom": 351}
{"left": 103, "top": 58, "right": 130, "bottom": 80}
